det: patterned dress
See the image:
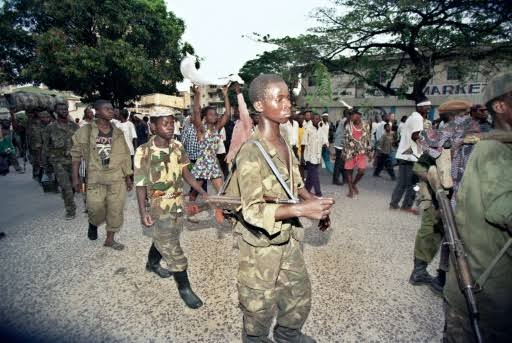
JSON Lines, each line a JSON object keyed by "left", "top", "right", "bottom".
{"left": 191, "top": 128, "right": 222, "bottom": 179}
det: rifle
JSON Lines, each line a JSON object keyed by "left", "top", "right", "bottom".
{"left": 426, "top": 166, "right": 483, "bottom": 343}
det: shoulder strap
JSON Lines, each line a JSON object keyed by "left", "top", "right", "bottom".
{"left": 476, "top": 237, "right": 512, "bottom": 289}
{"left": 217, "top": 139, "right": 299, "bottom": 203}
{"left": 251, "top": 140, "right": 299, "bottom": 202}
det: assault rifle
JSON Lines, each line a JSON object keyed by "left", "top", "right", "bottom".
{"left": 426, "top": 166, "right": 483, "bottom": 343}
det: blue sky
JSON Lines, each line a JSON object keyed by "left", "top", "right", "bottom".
{"left": 165, "top": 0, "right": 329, "bottom": 83}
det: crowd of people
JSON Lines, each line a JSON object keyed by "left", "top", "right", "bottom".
{"left": 0, "top": 71, "right": 511, "bottom": 343}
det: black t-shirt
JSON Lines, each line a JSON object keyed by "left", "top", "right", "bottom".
{"left": 96, "top": 129, "right": 113, "bottom": 167}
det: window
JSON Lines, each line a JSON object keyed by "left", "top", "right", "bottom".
{"left": 378, "top": 71, "right": 387, "bottom": 84}
{"left": 446, "top": 66, "right": 459, "bottom": 81}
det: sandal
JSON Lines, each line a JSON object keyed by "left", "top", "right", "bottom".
{"left": 214, "top": 208, "right": 225, "bottom": 224}
{"left": 104, "top": 241, "right": 125, "bottom": 251}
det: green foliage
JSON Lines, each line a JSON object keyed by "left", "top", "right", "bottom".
{"left": 0, "top": 0, "right": 193, "bottom": 106}
{"left": 242, "top": 0, "right": 512, "bottom": 101}
{"left": 305, "top": 63, "right": 333, "bottom": 106}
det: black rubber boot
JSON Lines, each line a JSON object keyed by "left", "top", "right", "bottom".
{"left": 174, "top": 270, "right": 203, "bottom": 309}
{"left": 430, "top": 269, "right": 446, "bottom": 296}
{"left": 87, "top": 223, "right": 98, "bottom": 240}
{"left": 409, "top": 258, "right": 433, "bottom": 285}
{"left": 146, "top": 243, "right": 172, "bottom": 278}
{"left": 273, "top": 325, "right": 316, "bottom": 343}
{"left": 242, "top": 330, "right": 275, "bottom": 343}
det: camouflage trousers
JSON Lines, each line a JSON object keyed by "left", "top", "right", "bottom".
{"left": 237, "top": 237, "right": 311, "bottom": 337}
{"left": 87, "top": 182, "right": 126, "bottom": 232}
{"left": 414, "top": 207, "right": 449, "bottom": 270}
{"left": 153, "top": 215, "right": 188, "bottom": 272}
{"left": 30, "top": 149, "right": 40, "bottom": 177}
{"left": 53, "top": 162, "right": 76, "bottom": 215}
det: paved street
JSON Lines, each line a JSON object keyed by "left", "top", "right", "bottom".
{"left": 0, "top": 167, "right": 443, "bottom": 343}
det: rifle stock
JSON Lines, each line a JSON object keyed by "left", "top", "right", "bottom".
{"left": 427, "top": 167, "right": 483, "bottom": 343}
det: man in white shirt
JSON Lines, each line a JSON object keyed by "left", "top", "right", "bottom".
{"left": 174, "top": 117, "right": 182, "bottom": 140}
{"left": 332, "top": 111, "right": 349, "bottom": 185}
{"left": 374, "top": 113, "right": 390, "bottom": 143}
{"left": 320, "top": 112, "right": 334, "bottom": 173}
{"left": 389, "top": 99, "right": 430, "bottom": 213}
{"left": 301, "top": 113, "right": 327, "bottom": 196}
{"left": 113, "top": 109, "right": 138, "bottom": 169}
{"left": 303, "top": 109, "right": 313, "bottom": 129}
{"left": 280, "top": 117, "right": 298, "bottom": 148}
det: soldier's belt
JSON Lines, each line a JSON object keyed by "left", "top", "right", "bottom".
{"left": 150, "top": 190, "right": 182, "bottom": 199}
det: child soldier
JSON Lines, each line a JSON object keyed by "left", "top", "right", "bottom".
{"left": 134, "top": 112, "right": 206, "bottom": 309}
{"left": 235, "top": 74, "right": 335, "bottom": 343}
{"left": 71, "top": 100, "right": 132, "bottom": 249}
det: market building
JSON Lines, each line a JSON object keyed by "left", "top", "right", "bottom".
{"left": 299, "top": 60, "right": 510, "bottom": 121}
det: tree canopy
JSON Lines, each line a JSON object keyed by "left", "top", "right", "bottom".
{"left": 242, "top": 0, "right": 512, "bottom": 101}
{"left": 0, "top": 0, "right": 193, "bottom": 106}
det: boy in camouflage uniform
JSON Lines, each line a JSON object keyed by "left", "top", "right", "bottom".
{"left": 134, "top": 112, "right": 206, "bottom": 309}
{"left": 42, "top": 102, "right": 78, "bottom": 219}
{"left": 234, "top": 74, "right": 335, "bottom": 343}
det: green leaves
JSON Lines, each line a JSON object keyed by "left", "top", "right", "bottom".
{"left": 0, "top": 0, "right": 192, "bottom": 106}
{"left": 241, "top": 0, "right": 512, "bottom": 102}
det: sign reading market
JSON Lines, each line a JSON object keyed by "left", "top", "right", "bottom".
{"left": 423, "top": 83, "right": 486, "bottom": 96}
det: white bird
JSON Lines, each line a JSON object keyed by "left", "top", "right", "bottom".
{"left": 339, "top": 99, "right": 353, "bottom": 109}
{"left": 180, "top": 53, "right": 244, "bottom": 86}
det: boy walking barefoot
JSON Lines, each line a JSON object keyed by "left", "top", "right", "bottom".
{"left": 134, "top": 112, "right": 207, "bottom": 309}
{"left": 235, "top": 74, "right": 335, "bottom": 343}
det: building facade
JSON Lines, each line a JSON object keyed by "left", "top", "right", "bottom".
{"left": 299, "top": 60, "right": 510, "bottom": 122}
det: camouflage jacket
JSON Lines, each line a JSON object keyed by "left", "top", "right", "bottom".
{"left": 28, "top": 120, "right": 43, "bottom": 150}
{"left": 30, "top": 122, "right": 47, "bottom": 150}
{"left": 232, "top": 128, "right": 304, "bottom": 247}
{"left": 134, "top": 136, "right": 190, "bottom": 218}
{"left": 42, "top": 120, "right": 78, "bottom": 165}
{"left": 71, "top": 121, "right": 132, "bottom": 184}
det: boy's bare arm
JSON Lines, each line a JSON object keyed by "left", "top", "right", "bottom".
{"left": 191, "top": 86, "right": 204, "bottom": 134}
{"left": 217, "top": 84, "right": 231, "bottom": 129}
{"left": 136, "top": 186, "right": 154, "bottom": 227}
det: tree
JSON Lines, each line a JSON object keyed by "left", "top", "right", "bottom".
{"left": 305, "top": 63, "right": 333, "bottom": 107}
{"left": 245, "top": 0, "right": 512, "bottom": 101}
{"left": 0, "top": 0, "right": 193, "bottom": 106}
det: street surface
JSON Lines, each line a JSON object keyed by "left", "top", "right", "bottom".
{"left": 0, "top": 167, "right": 443, "bottom": 342}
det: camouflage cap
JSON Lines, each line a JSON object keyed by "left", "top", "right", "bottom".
{"left": 150, "top": 112, "right": 174, "bottom": 118}
{"left": 438, "top": 100, "right": 472, "bottom": 113}
{"left": 483, "top": 72, "right": 512, "bottom": 105}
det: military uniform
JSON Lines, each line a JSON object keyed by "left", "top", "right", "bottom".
{"left": 134, "top": 136, "right": 190, "bottom": 272}
{"left": 29, "top": 120, "right": 43, "bottom": 178}
{"left": 30, "top": 112, "right": 51, "bottom": 180}
{"left": 70, "top": 121, "right": 132, "bottom": 231}
{"left": 42, "top": 120, "right": 78, "bottom": 217}
{"left": 443, "top": 71, "right": 512, "bottom": 343}
{"left": 233, "top": 128, "right": 311, "bottom": 340}
{"left": 411, "top": 161, "right": 449, "bottom": 273}
{"left": 443, "top": 140, "right": 512, "bottom": 343}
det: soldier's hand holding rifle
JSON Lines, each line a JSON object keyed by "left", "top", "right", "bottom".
{"left": 296, "top": 188, "right": 335, "bottom": 231}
